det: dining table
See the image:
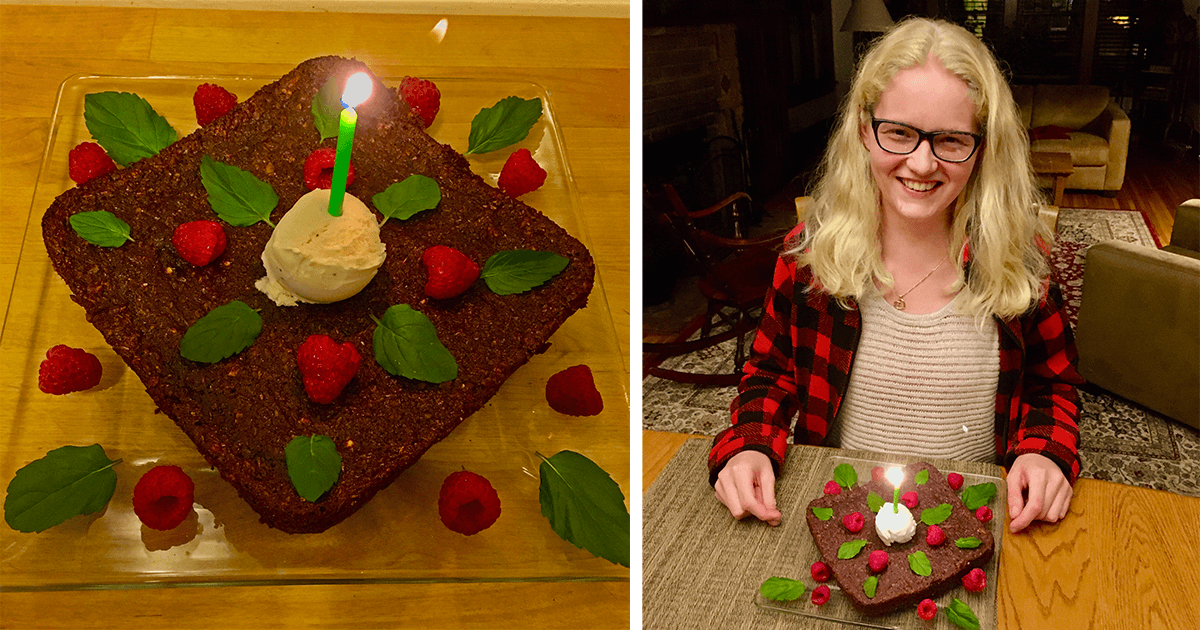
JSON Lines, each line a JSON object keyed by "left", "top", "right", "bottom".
{"left": 0, "top": 4, "right": 629, "bottom": 628}
{"left": 644, "top": 430, "right": 1200, "bottom": 630}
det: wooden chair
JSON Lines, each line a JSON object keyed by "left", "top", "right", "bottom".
{"left": 643, "top": 183, "right": 788, "bottom": 386}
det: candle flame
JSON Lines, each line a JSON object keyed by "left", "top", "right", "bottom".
{"left": 341, "top": 72, "right": 373, "bottom": 109}
{"left": 886, "top": 466, "right": 904, "bottom": 488}
{"left": 430, "top": 18, "right": 448, "bottom": 43}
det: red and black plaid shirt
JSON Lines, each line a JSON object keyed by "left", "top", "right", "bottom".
{"left": 708, "top": 247, "right": 1085, "bottom": 485}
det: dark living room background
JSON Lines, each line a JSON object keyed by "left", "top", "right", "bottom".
{"left": 642, "top": 0, "right": 1199, "bottom": 312}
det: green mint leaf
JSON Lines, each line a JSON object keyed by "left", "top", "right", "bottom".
{"left": 811, "top": 506, "right": 833, "bottom": 521}
{"left": 833, "top": 463, "right": 857, "bottom": 489}
{"left": 908, "top": 550, "right": 932, "bottom": 576}
{"left": 311, "top": 76, "right": 342, "bottom": 140}
{"left": 955, "top": 537, "right": 983, "bottom": 549}
{"left": 200, "top": 155, "right": 277, "bottom": 227}
{"left": 863, "top": 575, "right": 878, "bottom": 598}
{"left": 84, "top": 91, "right": 176, "bottom": 166}
{"left": 947, "top": 598, "right": 981, "bottom": 630}
{"left": 867, "top": 491, "right": 884, "bottom": 513}
{"left": 837, "top": 539, "right": 868, "bottom": 560}
{"left": 760, "top": 576, "right": 806, "bottom": 602}
{"left": 481, "top": 250, "right": 568, "bottom": 295}
{"left": 371, "top": 304, "right": 457, "bottom": 383}
{"left": 4, "top": 444, "right": 121, "bottom": 533}
{"left": 372, "top": 174, "right": 441, "bottom": 226}
{"left": 915, "top": 469, "right": 929, "bottom": 485}
{"left": 920, "top": 503, "right": 953, "bottom": 526}
{"left": 69, "top": 211, "right": 132, "bottom": 247}
{"left": 284, "top": 435, "right": 341, "bottom": 502}
{"left": 180, "top": 300, "right": 263, "bottom": 364}
{"left": 538, "top": 450, "right": 629, "bottom": 567}
{"left": 466, "top": 96, "right": 542, "bottom": 155}
{"left": 960, "top": 482, "right": 997, "bottom": 510}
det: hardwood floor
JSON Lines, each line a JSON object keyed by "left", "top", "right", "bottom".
{"left": 1058, "top": 139, "right": 1198, "bottom": 246}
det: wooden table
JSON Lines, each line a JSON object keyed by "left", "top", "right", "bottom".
{"left": 644, "top": 430, "right": 1200, "bottom": 630}
{"left": 1031, "top": 151, "right": 1073, "bottom": 207}
{"left": 0, "top": 6, "right": 629, "bottom": 628}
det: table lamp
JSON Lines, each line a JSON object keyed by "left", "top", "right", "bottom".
{"left": 841, "top": 0, "right": 895, "bottom": 62}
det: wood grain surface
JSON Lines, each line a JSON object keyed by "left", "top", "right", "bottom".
{"left": 0, "top": 6, "right": 629, "bottom": 629}
{"left": 644, "top": 431, "right": 1200, "bottom": 630}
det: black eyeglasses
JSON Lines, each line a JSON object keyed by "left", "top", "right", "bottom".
{"left": 871, "top": 118, "right": 983, "bottom": 163}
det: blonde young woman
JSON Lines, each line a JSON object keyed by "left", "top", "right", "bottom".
{"left": 709, "top": 18, "right": 1084, "bottom": 534}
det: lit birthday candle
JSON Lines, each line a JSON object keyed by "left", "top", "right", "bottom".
{"left": 328, "top": 72, "right": 373, "bottom": 217}
{"left": 887, "top": 466, "right": 903, "bottom": 513}
{"left": 876, "top": 466, "right": 916, "bottom": 545}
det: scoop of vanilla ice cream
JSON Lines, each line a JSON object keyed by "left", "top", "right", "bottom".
{"left": 255, "top": 188, "right": 385, "bottom": 306}
{"left": 875, "top": 503, "right": 917, "bottom": 546}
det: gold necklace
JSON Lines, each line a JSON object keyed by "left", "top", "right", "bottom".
{"left": 892, "top": 253, "right": 949, "bottom": 311}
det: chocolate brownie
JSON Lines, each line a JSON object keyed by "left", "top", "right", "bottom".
{"left": 805, "top": 462, "right": 994, "bottom": 615}
{"left": 41, "top": 56, "right": 594, "bottom": 533}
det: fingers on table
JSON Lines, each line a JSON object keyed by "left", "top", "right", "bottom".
{"left": 715, "top": 464, "right": 780, "bottom": 525}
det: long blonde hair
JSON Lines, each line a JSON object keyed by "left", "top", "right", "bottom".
{"left": 790, "top": 17, "right": 1052, "bottom": 321}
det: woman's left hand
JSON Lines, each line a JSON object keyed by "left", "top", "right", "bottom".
{"left": 1007, "top": 453, "right": 1072, "bottom": 533}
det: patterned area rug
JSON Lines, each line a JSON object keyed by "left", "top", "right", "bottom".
{"left": 642, "top": 208, "right": 1200, "bottom": 497}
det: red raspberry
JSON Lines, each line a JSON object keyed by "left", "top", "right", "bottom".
{"left": 438, "top": 470, "right": 501, "bottom": 535}
{"left": 948, "top": 472, "right": 964, "bottom": 490}
{"left": 303, "top": 147, "right": 355, "bottom": 190}
{"left": 976, "top": 506, "right": 993, "bottom": 523}
{"left": 132, "top": 465, "right": 195, "bottom": 531}
{"left": 497, "top": 148, "right": 547, "bottom": 198}
{"left": 842, "top": 511, "right": 864, "bottom": 533}
{"left": 422, "top": 245, "right": 480, "bottom": 299}
{"left": 823, "top": 480, "right": 841, "bottom": 496}
{"left": 962, "top": 568, "right": 987, "bottom": 592}
{"left": 902, "top": 491, "right": 919, "bottom": 509}
{"left": 811, "top": 585, "right": 831, "bottom": 606}
{"left": 545, "top": 364, "right": 604, "bottom": 416}
{"left": 868, "top": 549, "right": 889, "bottom": 573}
{"left": 68, "top": 142, "right": 116, "bottom": 184}
{"left": 871, "top": 466, "right": 885, "bottom": 482}
{"left": 193, "top": 83, "right": 237, "bottom": 126}
{"left": 296, "top": 334, "right": 361, "bottom": 404}
{"left": 917, "top": 598, "right": 937, "bottom": 621}
{"left": 37, "top": 345, "right": 102, "bottom": 395}
{"left": 810, "top": 561, "right": 830, "bottom": 582}
{"left": 398, "top": 76, "right": 441, "bottom": 128}
{"left": 926, "top": 524, "right": 946, "bottom": 546}
{"left": 172, "top": 220, "right": 227, "bottom": 266}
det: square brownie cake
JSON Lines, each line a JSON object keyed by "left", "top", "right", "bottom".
{"left": 805, "top": 462, "right": 995, "bottom": 615}
{"left": 41, "top": 56, "right": 594, "bottom": 533}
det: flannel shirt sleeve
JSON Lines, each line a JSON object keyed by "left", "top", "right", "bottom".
{"left": 1004, "top": 284, "right": 1086, "bottom": 483}
{"left": 707, "top": 253, "right": 799, "bottom": 485}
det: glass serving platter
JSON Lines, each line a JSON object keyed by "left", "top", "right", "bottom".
{"left": 0, "top": 73, "right": 628, "bottom": 590}
{"left": 754, "top": 456, "right": 1004, "bottom": 630}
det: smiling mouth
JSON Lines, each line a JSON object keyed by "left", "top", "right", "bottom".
{"left": 900, "top": 179, "right": 940, "bottom": 192}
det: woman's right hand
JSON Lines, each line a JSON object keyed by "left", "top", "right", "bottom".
{"left": 713, "top": 450, "right": 782, "bottom": 526}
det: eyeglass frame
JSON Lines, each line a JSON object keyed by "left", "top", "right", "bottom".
{"left": 869, "top": 118, "right": 984, "bottom": 163}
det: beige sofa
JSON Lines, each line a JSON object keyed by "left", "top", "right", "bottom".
{"left": 1012, "top": 84, "right": 1131, "bottom": 194}
{"left": 1074, "top": 201, "right": 1200, "bottom": 428}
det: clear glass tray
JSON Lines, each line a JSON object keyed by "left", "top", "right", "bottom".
{"left": 0, "top": 73, "right": 628, "bottom": 590}
{"left": 754, "top": 456, "right": 1004, "bottom": 630}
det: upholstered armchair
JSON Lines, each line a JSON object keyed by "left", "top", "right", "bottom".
{"left": 1074, "top": 201, "right": 1200, "bottom": 428}
{"left": 1012, "top": 84, "right": 1131, "bottom": 194}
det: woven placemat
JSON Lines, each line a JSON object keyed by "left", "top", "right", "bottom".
{"left": 643, "top": 440, "right": 1005, "bottom": 630}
